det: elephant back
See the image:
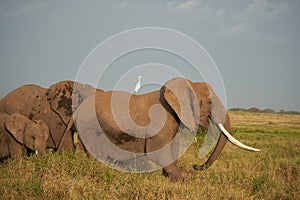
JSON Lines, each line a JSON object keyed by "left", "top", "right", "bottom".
{"left": 0, "top": 84, "right": 45, "bottom": 116}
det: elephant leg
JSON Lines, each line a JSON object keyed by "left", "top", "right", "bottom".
{"left": 162, "top": 161, "right": 181, "bottom": 181}
{"left": 148, "top": 134, "right": 181, "bottom": 181}
{"left": 76, "top": 135, "right": 85, "bottom": 151}
{"left": 57, "top": 130, "right": 74, "bottom": 152}
{"left": 0, "top": 133, "right": 10, "bottom": 158}
{"left": 76, "top": 136, "right": 92, "bottom": 157}
{"left": 149, "top": 152, "right": 180, "bottom": 181}
{"left": 161, "top": 137, "right": 181, "bottom": 181}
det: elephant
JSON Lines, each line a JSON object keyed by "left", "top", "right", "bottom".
{"left": 0, "top": 80, "right": 95, "bottom": 152}
{"left": 0, "top": 113, "right": 49, "bottom": 158}
{"left": 63, "top": 77, "right": 260, "bottom": 181}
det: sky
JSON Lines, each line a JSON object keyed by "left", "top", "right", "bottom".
{"left": 0, "top": 0, "right": 299, "bottom": 111}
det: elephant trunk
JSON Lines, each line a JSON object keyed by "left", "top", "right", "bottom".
{"left": 194, "top": 113, "right": 229, "bottom": 170}
{"left": 194, "top": 85, "right": 228, "bottom": 170}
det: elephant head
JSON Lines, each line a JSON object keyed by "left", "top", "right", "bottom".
{"left": 162, "top": 78, "right": 260, "bottom": 170}
{"left": 46, "top": 80, "right": 96, "bottom": 150}
{"left": 46, "top": 80, "right": 95, "bottom": 125}
{"left": 4, "top": 113, "right": 49, "bottom": 155}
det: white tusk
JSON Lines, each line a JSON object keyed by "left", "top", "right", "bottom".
{"left": 217, "top": 123, "right": 261, "bottom": 152}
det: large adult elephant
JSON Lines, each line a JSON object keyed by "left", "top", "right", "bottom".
{"left": 0, "top": 113, "right": 49, "bottom": 158}
{"left": 0, "top": 81, "right": 95, "bottom": 152}
{"left": 65, "top": 77, "right": 260, "bottom": 181}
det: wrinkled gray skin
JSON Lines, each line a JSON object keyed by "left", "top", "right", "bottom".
{"left": 65, "top": 77, "right": 231, "bottom": 181}
{"left": 0, "top": 81, "right": 95, "bottom": 152}
{"left": 0, "top": 113, "right": 49, "bottom": 158}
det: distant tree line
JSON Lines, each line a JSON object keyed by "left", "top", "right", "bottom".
{"left": 229, "top": 107, "right": 300, "bottom": 115}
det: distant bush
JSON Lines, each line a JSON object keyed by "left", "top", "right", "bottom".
{"left": 278, "top": 110, "right": 300, "bottom": 115}
{"left": 248, "top": 107, "right": 261, "bottom": 113}
{"left": 229, "top": 108, "right": 248, "bottom": 112}
{"left": 261, "top": 108, "right": 276, "bottom": 114}
{"left": 229, "top": 107, "right": 300, "bottom": 115}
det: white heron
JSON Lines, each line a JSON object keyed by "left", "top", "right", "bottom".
{"left": 134, "top": 75, "right": 142, "bottom": 93}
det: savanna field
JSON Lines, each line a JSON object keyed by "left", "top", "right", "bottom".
{"left": 0, "top": 111, "right": 299, "bottom": 199}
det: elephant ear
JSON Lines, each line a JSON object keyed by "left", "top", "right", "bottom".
{"left": 47, "top": 81, "right": 74, "bottom": 125}
{"left": 47, "top": 81, "right": 95, "bottom": 125}
{"left": 5, "top": 113, "right": 26, "bottom": 144}
{"left": 162, "top": 77, "right": 199, "bottom": 131}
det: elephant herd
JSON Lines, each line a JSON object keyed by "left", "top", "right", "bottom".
{"left": 0, "top": 78, "right": 260, "bottom": 180}
{"left": 0, "top": 80, "right": 95, "bottom": 158}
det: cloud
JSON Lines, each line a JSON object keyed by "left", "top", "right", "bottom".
{"left": 174, "top": 0, "right": 200, "bottom": 11}
{"left": 99, "top": 0, "right": 291, "bottom": 44}
{"left": 116, "top": 1, "right": 128, "bottom": 9}
{"left": 217, "top": 0, "right": 290, "bottom": 43}
{"left": 165, "top": 0, "right": 225, "bottom": 23}
{"left": 2, "top": 2, "right": 47, "bottom": 18}
{"left": 218, "top": 22, "right": 289, "bottom": 43}
{"left": 163, "top": 0, "right": 290, "bottom": 43}
{"left": 232, "top": 0, "right": 289, "bottom": 23}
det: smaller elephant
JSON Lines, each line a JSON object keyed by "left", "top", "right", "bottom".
{"left": 0, "top": 113, "right": 49, "bottom": 158}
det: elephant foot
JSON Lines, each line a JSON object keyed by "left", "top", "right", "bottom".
{"left": 162, "top": 164, "right": 181, "bottom": 182}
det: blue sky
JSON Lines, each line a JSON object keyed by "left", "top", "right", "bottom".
{"left": 0, "top": 0, "right": 299, "bottom": 111}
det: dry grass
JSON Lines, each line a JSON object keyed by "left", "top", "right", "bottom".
{"left": 0, "top": 111, "right": 299, "bottom": 199}
{"left": 230, "top": 111, "right": 300, "bottom": 129}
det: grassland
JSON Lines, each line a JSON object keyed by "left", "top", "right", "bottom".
{"left": 1, "top": 112, "right": 299, "bottom": 199}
